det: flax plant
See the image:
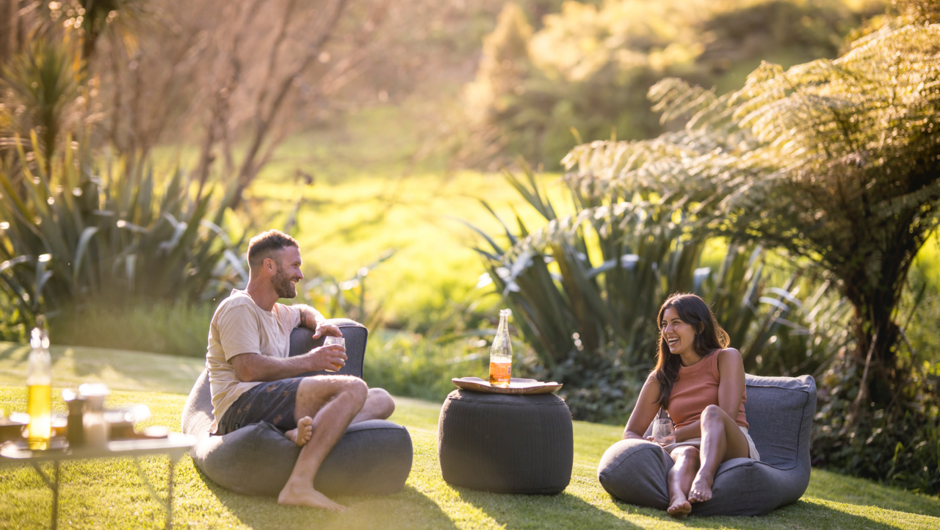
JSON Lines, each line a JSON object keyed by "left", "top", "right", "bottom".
{"left": 0, "top": 134, "right": 246, "bottom": 335}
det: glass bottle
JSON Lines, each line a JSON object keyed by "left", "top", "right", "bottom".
{"left": 27, "top": 326, "right": 52, "bottom": 450}
{"left": 488, "top": 309, "right": 513, "bottom": 387}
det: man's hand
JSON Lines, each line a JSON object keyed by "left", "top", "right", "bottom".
{"left": 311, "top": 343, "right": 347, "bottom": 372}
{"left": 232, "top": 342, "right": 349, "bottom": 381}
{"left": 312, "top": 322, "right": 342, "bottom": 339}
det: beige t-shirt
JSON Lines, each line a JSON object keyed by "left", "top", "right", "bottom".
{"left": 206, "top": 289, "right": 319, "bottom": 433}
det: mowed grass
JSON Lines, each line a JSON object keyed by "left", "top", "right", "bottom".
{"left": 1, "top": 343, "right": 939, "bottom": 529}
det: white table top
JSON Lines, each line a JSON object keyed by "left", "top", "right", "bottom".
{"left": 0, "top": 433, "right": 195, "bottom": 464}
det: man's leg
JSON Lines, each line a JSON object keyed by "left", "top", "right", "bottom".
{"left": 688, "top": 405, "right": 751, "bottom": 503}
{"left": 277, "top": 375, "right": 368, "bottom": 510}
{"left": 351, "top": 387, "right": 395, "bottom": 424}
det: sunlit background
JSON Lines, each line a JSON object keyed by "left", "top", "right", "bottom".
{"left": 1, "top": 0, "right": 939, "bottom": 508}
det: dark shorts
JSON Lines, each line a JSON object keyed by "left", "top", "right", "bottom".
{"left": 217, "top": 377, "right": 303, "bottom": 435}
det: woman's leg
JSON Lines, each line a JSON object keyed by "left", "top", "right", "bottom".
{"left": 689, "top": 404, "right": 751, "bottom": 503}
{"left": 666, "top": 446, "right": 700, "bottom": 518}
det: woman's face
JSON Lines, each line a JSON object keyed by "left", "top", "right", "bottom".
{"left": 660, "top": 306, "right": 698, "bottom": 357}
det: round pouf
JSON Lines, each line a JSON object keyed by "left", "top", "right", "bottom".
{"left": 437, "top": 389, "right": 573, "bottom": 494}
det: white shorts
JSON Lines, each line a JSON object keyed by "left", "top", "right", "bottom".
{"left": 665, "top": 426, "right": 760, "bottom": 461}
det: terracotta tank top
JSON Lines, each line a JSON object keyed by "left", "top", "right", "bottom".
{"left": 666, "top": 351, "right": 748, "bottom": 429}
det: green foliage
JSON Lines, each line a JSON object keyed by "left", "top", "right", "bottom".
{"left": 814, "top": 352, "right": 940, "bottom": 492}
{"left": 894, "top": 0, "right": 940, "bottom": 22}
{"left": 50, "top": 300, "right": 215, "bottom": 357}
{"left": 0, "top": 134, "right": 246, "bottom": 337}
{"left": 464, "top": 0, "right": 880, "bottom": 168}
{"left": 0, "top": 38, "right": 82, "bottom": 162}
{"left": 469, "top": 167, "right": 845, "bottom": 422}
{"left": 364, "top": 330, "right": 490, "bottom": 402}
{"left": 299, "top": 248, "right": 397, "bottom": 332}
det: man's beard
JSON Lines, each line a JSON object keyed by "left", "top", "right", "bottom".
{"left": 272, "top": 266, "right": 297, "bottom": 298}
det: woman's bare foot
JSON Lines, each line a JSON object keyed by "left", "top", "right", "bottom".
{"left": 278, "top": 479, "right": 347, "bottom": 511}
{"left": 285, "top": 417, "right": 314, "bottom": 447}
{"left": 688, "top": 472, "right": 714, "bottom": 503}
{"left": 667, "top": 495, "right": 692, "bottom": 518}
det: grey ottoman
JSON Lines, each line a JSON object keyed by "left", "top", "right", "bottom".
{"left": 181, "top": 319, "right": 413, "bottom": 497}
{"left": 597, "top": 374, "right": 816, "bottom": 516}
{"left": 438, "top": 389, "right": 573, "bottom": 494}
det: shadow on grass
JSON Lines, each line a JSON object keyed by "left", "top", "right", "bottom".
{"left": 200, "top": 467, "right": 457, "bottom": 530}
{"left": 457, "top": 488, "right": 642, "bottom": 529}
{"left": 606, "top": 496, "right": 930, "bottom": 529}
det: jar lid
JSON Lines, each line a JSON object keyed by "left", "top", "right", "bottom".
{"left": 79, "top": 383, "right": 110, "bottom": 398}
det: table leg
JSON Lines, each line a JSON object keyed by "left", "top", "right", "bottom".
{"left": 164, "top": 453, "right": 183, "bottom": 530}
{"left": 53, "top": 461, "right": 59, "bottom": 530}
{"left": 165, "top": 458, "right": 174, "bottom": 530}
{"left": 30, "top": 461, "right": 60, "bottom": 530}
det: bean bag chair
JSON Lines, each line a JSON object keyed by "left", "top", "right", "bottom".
{"left": 438, "top": 390, "right": 573, "bottom": 494}
{"left": 597, "top": 374, "right": 816, "bottom": 516}
{"left": 181, "top": 318, "right": 413, "bottom": 497}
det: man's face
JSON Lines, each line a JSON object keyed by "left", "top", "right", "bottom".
{"left": 271, "top": 246, "right": 303, "bottom": 299}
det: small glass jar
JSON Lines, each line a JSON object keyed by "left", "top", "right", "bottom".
{"left": 62, "top": 389, "right": 85, "bottom": 448}
{"left": 79, "top": 384, "right": 110, "bottom": 447}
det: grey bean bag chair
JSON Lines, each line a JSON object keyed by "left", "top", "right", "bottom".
{"left": 181, "top": 319, "right": 413, "bottom": 497}
{"left": 597, "top": 374, "right": 816, "bottom": 516}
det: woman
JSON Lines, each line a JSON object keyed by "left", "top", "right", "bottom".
{"left": 622, "top": 293, "right": 759, "bottom": 518}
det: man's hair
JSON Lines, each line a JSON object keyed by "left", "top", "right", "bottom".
{"left": 247, "top": 230, "right": 299, "bottom": 271}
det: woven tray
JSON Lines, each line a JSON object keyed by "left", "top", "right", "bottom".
{"left": 451, "top": 377, "right": 563, "bottom": 395}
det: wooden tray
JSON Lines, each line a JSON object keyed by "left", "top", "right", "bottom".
{"left": 452, "top": 377, "right": 562, "bottom": 395}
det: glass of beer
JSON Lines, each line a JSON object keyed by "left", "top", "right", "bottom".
{"left": 324, "top": 336, "right": 345, "bottom": 372}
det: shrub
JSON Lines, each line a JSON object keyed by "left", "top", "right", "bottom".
{"left": 813, "top": 351, "right": 940, "bottom": 492}
{"left": 51, "top": 300, "right": 215, "bottom": 357}
{"left": 0, "top": 135, "right": 245, "bottom": 338}
{"left": 364, "top": 330, "right": 490, "bottom": 402}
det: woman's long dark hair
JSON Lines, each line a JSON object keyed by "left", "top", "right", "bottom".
{"left": 652, "top": 293, "right": 730, "bottom": 408}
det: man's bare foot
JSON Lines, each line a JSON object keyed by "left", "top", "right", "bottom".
{"left": 688, "top": 472, "right": 714, "bottom": 503}
{"left": 285, "top": 417, "right": 314, "bottom": 447}
{"left": 278, "top": 480, "right": 347, "bottom": 511}
{"left": 667, "top": 496, "right": 692, "bottom": 518}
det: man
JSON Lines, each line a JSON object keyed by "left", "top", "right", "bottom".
{"left": 206, "top": 229, "right": 395, "bottom": 511}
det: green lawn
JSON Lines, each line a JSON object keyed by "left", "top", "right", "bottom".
{"left": 1, "top": 342, "right": 938, "bottom": 529}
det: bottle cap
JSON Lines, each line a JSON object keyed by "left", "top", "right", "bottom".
{"left": 30, "top": 327, "right": 43, "bottom": 349}
{"left": 499, "top": 309, "right": 512, "bottom": 317}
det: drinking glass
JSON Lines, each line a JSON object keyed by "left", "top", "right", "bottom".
{"left": 652, "top": 418, "right": 676, "bottom": 445}
{"left": 323, "top": 336, "right": 345, "bottom": 372}
{"left": 324, "top": 336, "right": 345, "bottom": 347}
